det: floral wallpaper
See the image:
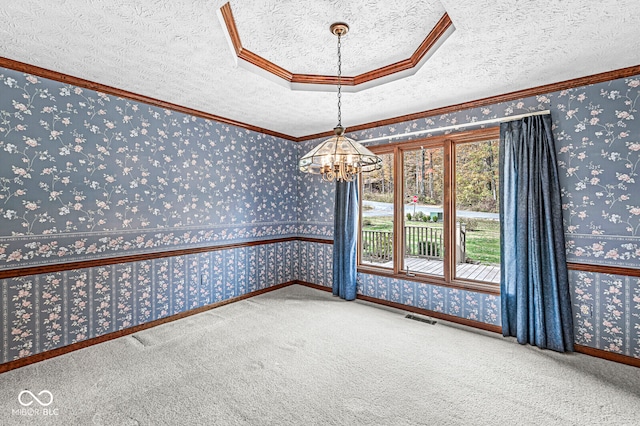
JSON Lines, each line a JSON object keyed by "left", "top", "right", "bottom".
{"left": 1, "top": 63, "right": 640, "bottom": 364}
{"left": 0, "top": 66, "right": 299, "bottom": 270}
{"left": 356, "top": 273, "right": 501, "bottom": 326}
{"left": 571, "top": 270, "right": 640, "bottom": 359}
{"left": 302, "top": 77, "right": 640, "bottom": 269}
{"left": 0, "top": 241, "right": 296, "bottom": 362}
{"left": 556, "top": 81, "right": 640, "bottom": 267}
{"left": 296, "top": 241, "right": 500, "bottom": 326}
{"left": 295, "top": 147, "right": 334, "bottom": 240}
{"left": 298, "top": 73, "right": 640, "bottom": 358}
{"left": 297, "top": 240, "right": 333, "bottom": 287}
{"left": 0, "top": 65, "right": 306, "bottom": 364}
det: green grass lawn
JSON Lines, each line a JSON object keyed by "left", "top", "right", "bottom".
{"left": 462, "top": 219, "right": 500, "bottom": 264}
{"left": 361, "top": 216, "right": 500, "bottom": 265}
{"left": 361, "top": 216, "right": 394, "bottom": 231}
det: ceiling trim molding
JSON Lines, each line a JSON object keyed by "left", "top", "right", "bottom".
{"left": 1, "top": 56, "right": 638, "bottom": 144}
{"left": 0, "top": 56, "right": 299, "bottom": 142}
{"left": 218, "top": 2, "right": 454, "bottom": 92}
{"left": 299, "top": 63, "right": 640, "bottom": 142}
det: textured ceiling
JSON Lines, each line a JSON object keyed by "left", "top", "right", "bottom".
{"left": 232, "top": 0, "right": 446, "bottom": 76}
{"left": 1, "top": 0, "right": 640, "bottom": 138}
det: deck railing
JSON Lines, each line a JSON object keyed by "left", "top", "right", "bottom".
{"left": 361, "top": 230, "right": 393, "bottom": 262}
{"left": 405, "top": 226, "right": 443, "bottom": 259}
{"left": 362, "top": 224, "right": 466, "bottom": 263}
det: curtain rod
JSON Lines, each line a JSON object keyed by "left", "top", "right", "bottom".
{"left": 361, "top": 110, "right": 551, "bottom": 144}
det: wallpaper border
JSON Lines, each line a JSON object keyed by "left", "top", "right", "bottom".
{"left": 5, "top": 236, "right": 634, "bottom": 285}
{"left": 0, "top": 236, "right": 332, "bottom": 280}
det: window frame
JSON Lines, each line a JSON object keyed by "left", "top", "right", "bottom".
{"left": 357, "top": 127, "right": 501, "bottom": 295}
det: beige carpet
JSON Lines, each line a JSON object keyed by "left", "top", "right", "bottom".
{"left": 0, "top": 284, "right": 638, "bottom": 425}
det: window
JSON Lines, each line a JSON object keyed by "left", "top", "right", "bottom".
{"left": 360, "top": 151, "right": 395, "bottom": 267}
{"left": 403, "top": 146, "right": 445, "bottom": 277}
{"left": 454, "top": 138, "right": 500, "bottom": 283}
{"left": 358, "top": 128, "right": 501, "bottom": 291}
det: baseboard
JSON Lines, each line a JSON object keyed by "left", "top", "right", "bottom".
{"left": 574, "top": 344, "right": 640, "bottom": 368}
{"left": 0, "top": 281, "right": 295, "bottom": 374}
{"left": 295, "top": 281, "right": 640, "bottom": 368}
{"left": 294, "top": 281, "right": 503, "bottom": 334}
{"left": 3, "top": 280, "right": 637, "bottom": 373}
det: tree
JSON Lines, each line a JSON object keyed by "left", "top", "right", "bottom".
{"left": 455, "top": 140, "right": 499, "bottom": 212}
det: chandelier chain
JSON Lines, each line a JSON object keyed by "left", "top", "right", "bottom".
{"left": 298, "top": 22, "right": 383, "bottom": 182}
{"left": 337, "top": 32, "right": 342, "bottom": 127}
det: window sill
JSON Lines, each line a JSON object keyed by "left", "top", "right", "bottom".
{"left": 357, "top": 265, "right": 500, "bottom": 295}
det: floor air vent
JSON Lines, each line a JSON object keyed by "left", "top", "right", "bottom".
{"left": 405, "top": 314, "right": 437, "bottom": 325}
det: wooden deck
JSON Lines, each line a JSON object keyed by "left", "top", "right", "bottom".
{"left": 365, "top": 257, "right": 500, "bottom": 284}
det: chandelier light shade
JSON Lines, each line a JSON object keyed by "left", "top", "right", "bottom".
{"left": 299, "top": 125, "right": 382, "bottom": 182}
{"left": 299, "top": 22, "right": 382, "bottom": 182}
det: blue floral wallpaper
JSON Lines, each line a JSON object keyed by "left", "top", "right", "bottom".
{"left": 1, "top": 63, "right": 640, "bottom": 364}
{"left": 295, "top": 156, "right": 334, "bottom": 240}
{"left": 298, "top": 74, "right": 640, "bottom": 359}
{"left": 572, "top": 270, "right": 640, "bottom": 359}
{"left": 298, "top": 240, "right": 500, "bottom": 327}
{"left": 0, "top": 67, "right": 299, "bottom": 270}
{"left": 357, "top": 273, "right": 501, "bottom": 326}
{"left": 297, "top": 240, "right": 333, "bottom": 287}
{"left": 302, "top": 76, "right": 640, "bottom": 268}
{"left": 0, "top": 241, "right": 296, "bottom": 362}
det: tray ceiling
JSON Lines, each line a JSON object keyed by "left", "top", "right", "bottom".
{"left": 231, "top": 0, "right": 446, "bottom": 76}
{"left": 1, "top": 0, "right": 640, "bottom": 138}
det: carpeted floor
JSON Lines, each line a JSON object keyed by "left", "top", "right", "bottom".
{"left": 0, "top": 284, "right": 639, "bottom": 425}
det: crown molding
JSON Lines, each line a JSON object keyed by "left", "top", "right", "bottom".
{"left": 218, "top": 2, "right": 454, "bottom": 92}
{"left": 299, "top": 64, "right": 640, "bottom": 142}
{"left": 2, "top": 57, "right": 639, "bottom": 144}
{"left": 0, "top": 56, "right": 299, "bottom": 142}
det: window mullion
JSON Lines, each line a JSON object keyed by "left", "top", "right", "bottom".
{"left": 443, "top": 139, "right": 454, "bottom": 283}
{"left": 393, "top": 145, "right": 403, "bottom": 275}
{"left": 357, "top": 174, "right": 363, "bottom": 267}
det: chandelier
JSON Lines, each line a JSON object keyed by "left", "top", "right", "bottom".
{"left": 299, "top": 23, "right": 382, "bottom": 182}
